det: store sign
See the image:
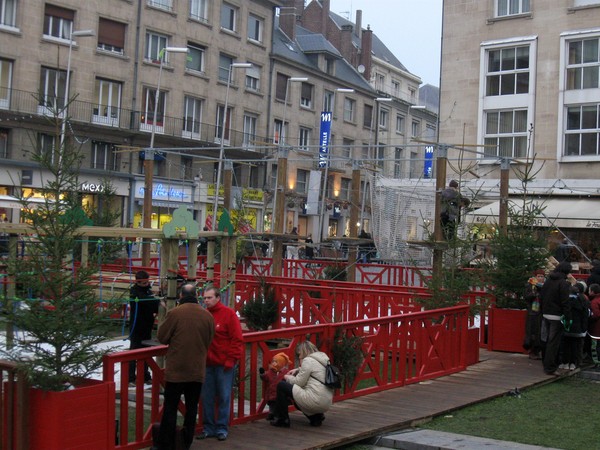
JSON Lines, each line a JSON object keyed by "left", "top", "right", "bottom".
{"left": 318, "top": 112, "right": 332, "bottom": 168}
{"left": 136, "top": 182, "right": 191, "bottom": 202}
{"left": 80, "top": 183, "right": 106, "bottom": 193}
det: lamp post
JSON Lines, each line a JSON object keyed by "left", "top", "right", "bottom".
{"left": 61, "top": 29, "right": 94, "bottom": 151}
{"left": 212, "top": 62, "right": 252, "bottom": 231}
{"left": 141, "top": 46, "right": 188, "bottom": 266}
{"left": 318, "top": 87, "right": 354, "bottom": 242}
{"left": 359, "top": 97, "right": 391, "bottom": 229}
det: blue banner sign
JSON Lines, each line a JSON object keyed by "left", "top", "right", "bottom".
{"left": 318, "top": 112, "right": 332, "bottom": 168}
{"left": 424, "top": 145, "right": 434, "bottom": 178}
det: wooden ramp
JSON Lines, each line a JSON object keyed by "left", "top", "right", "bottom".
{"left": 190, "top": 350, "right": 557, "bottom": 450}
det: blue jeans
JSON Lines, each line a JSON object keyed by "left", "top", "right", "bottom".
{"left": 201, "top": 366, "right": 235, "bottom": 437}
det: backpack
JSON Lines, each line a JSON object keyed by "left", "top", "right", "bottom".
{"left": 311, "top": 361, "right": 342, "bottom": 389}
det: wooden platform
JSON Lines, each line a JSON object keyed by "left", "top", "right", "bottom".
{"left": 190, "top": 350, "right": 557, "bottom": 449}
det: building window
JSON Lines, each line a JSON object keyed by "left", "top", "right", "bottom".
{"left": 391, "top": 80, "right": 401, "bottom": 98}
{"left": 273, "top": 119, "right": 285, "bottom": 144}
{"left": 1, "top": 0, "right": 17, "bottom": 28}
{"left": 324, "top": 56, "right": 335, "bottom": 75}
{"left": 342, "top": 138, "right": 353, "bottom": 158}
{"left": 0, "top": 58, "right": 12, "bottom": 109}
{"left": 92, "top": 78, "right": 121, "bottom": 126}
{"left": 484, "top": 109, "right": 528, "bottom": 158}
{"left": 181, "top": 155, "right": 193, "bottom": 180}
{"left": 567, "top": 37, "right": 600, "bottom": 90}
{"left": 190, "top": 0, "right": 208, "bottom": 23}
{"left": 183, "top": 95, "right": 203, "bottom": 138}
{"left": 343, "top": 98, "right": 355, "bottom": 122}
{"left": 141, "top": 86, "right": 165, "bottom": 131}
{"left": 376, "top": 73, "right": 385, "bottom": 91}
{"left": 245, "top": 66, "right": 260, "bottom": 92}
{"left": 379, "top": 108, "right": 389, "bottom": 129}
{"left": 220, "top": 3, "right": 237, "bottom": 32}
{"left": 186, "top": 43, "right": 205, "bottom": 73}
{"left": 39, "top": 67, "right": 67, "bottom": 112}
{"left": 340, "top": 178, "right": 350, "bottom": 200}
{"left": 323, "top": 90, "right": 334, "bottom": 112}
{"left": 299, "top": 127, "right": 311, "bottom": 151}
{"left": 394, "top": 147, "right": 403, "bottom": 178}
{"left": 98, "top": 18, "right": 125, "bottom": 55}
{"left": 411, "top": 120, "right": 420, "bottom": 138}
{"left": 361, "top": 142, "right": 369, "bottom": 159}
{"left": 275, "top": 73, "right": 288, "bottom": 101}
{"left": 300, "top": 82, "right": 313, "bottom": 108}
{"left": 92, "top": 141, "right": 118, "bottom": 171}
{"left": 147, "top": 0, "right": 172, "bottom": 11}
{"left": 363, "top": 104, "right": 373, "bottom": 128}
{"left": 43, "top": 4, "right": 74, "bottom": 40}
{"left": 495, "top": 0, "right": 530, "bottom": 17}
{"left": 564, "top": 105, "right": 600, "bottom": 156}
{"left": 0, "top": 129, "right": 7, "bottom": 158}
{"left": 243, "top": 113, "right": 257, "bottom": 149}
{"left": 218, "top": 53, "right": 234, "bottom": 82}
{"left": 145, "top": 31, "right": 168, "bottom": 63}
{"left": 396, "top": 114, "right": 405, "bottom": 133}
{"left": 296, "top": 169, "right": 308, "bottom": 193}
{"left": 39, "top": 133, "right": 56, "bottom": 164}
{"left": 574, "top": 0, "right": 600, "bottom": 5}
{"left": 248, "top": 14, "right": 263, "bottom": 43}
{"left": 486, "top": 45, "right": 530, "bottom": 96}
{"left": 215, "top": 105, "right": 232, "bottom": 142}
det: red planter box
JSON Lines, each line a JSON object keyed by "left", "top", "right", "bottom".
{"left": 488, "top": 307, "right": 528, "bottom": 353}
{"left": 29, "top": 379, "right": 115, "bottom": 450}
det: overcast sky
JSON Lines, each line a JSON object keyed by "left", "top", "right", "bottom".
{"left": 328, "top": 0, "right": 443, "bottom": 86}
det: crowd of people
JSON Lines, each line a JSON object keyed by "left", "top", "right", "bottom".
{"left": 130, "top": 271, "right": 334, "bottom": 450}
{"left": 523, "top": 260, "right": 600, "bottom": 375}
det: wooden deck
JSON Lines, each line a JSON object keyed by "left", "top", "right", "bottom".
{"left": 190, "top": 350, "right": 557, "bottom": 449}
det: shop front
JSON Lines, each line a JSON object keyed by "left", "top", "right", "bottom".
{"left": 133, "top": 181, "right": 194, "bottom": 229}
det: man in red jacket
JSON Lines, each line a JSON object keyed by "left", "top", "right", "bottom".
{"left": 197, "top": 287, "right": 243, "bottom": 441}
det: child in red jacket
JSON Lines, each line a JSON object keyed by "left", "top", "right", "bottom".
{"left": 260, "top": 352, "right": 292, "bottom": 420}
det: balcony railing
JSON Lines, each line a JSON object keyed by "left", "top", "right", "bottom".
{"left": 0, "top": 87, "right": 271, "bottom": 151}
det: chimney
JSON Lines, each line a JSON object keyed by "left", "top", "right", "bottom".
{"left": 360, "top": 26, "right": 373, "bottom": 81}
{"left": 279, "top": 0, "right": 301, "bottom": 41}
{"left": 355, "top": 10, "right": 362, "bottom": 40}
{"left": 340, "top": 25, "right": 353, "bottom": 62}
{"left": 321, "top": 0, "right": 330, "bottom": 36}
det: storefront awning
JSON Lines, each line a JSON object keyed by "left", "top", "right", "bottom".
{"left": 468, "top": 198, "right": 600, "bottom": 229}
{"left": 0, "top": 195, "right": 47, "bottom": 210}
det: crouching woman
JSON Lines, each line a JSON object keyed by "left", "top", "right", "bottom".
{"left": 270, "top": 341, "right": 333, "bottom": 428}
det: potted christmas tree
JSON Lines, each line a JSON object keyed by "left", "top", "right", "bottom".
{"left": 1, "top": 102, "right": 117, "bottom": 449}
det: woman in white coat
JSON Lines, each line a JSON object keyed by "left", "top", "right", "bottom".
{"left": 270, "top": 341, "right": 334, "bottom": 427}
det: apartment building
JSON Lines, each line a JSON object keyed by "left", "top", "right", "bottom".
{"left": 0, "top": 0, "right": 435, "bottom": 245}
{"left": 440, "top": 0, "right": 600, "bottom": 260}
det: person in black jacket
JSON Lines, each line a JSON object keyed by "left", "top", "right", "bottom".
{"left": 129, "top": 270, "right": 160, "bottom": 383}
{"left": 540, "top": 262, "right": 572, "bottom": 375}
{"left": 559, "top": 284, "right": 590, "bottom": 370}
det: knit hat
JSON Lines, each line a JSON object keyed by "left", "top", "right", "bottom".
{"left": 270, "top": 352, "right": 291, "bottom": 371}
{"left": 533, "top": 269, "right": 545, "bottom": 276}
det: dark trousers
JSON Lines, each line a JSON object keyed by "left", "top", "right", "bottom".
{"left": 157, "top": 381, "right": 202, "bottom": 450}
{"left": 562, "top": 336, "right": 584, "bottom": 367}
{"left": 542, "top": 318, "right": 563, "bottom": 374}
{"left": 129, "top": 336, "right": 151, "bottom": 382}
{"left": 273, "top": 381, "right": 294, "bottom": 420}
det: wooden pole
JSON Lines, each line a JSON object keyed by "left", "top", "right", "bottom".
{"left": 347, "top": 161, "right": 361, "bottom": 282}
{"left": 272, "top": 148, "right": 289, "bottom": 277}
{"left": 499, "top": 158, "right": 510, "bottom": 236}
{"left": 433, "top": 145, "right": 448, "bottom": 275}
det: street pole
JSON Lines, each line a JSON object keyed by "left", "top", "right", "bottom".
{"left": 141, "top": 46, "right": 188, "bottom": 266}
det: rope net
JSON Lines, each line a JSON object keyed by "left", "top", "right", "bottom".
{"left": 370, "top": 175, "right": 436, "bottom": 266}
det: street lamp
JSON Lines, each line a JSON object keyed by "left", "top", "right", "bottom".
{"left": 318, "top": 87, "right": 354, "bottom": 242}
{"left": 360, "top": 97, "right": 392, "bottom": 228}
{"left": 272, "top": 76, "right": 307, "bottom": 235}
{"left": 61, "top": 29, "right": 95, "bottom": 151}
{"left": 212, "top": 62, "right": 253, "bottom": 231}
{"left": 141, "top": 46, "right": 188, "bottom": 265}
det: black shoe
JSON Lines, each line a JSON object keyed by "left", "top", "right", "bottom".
{"left": 309, "top": 413, "right": 325, "bottom": 427}
{"left": 270, "top": 418, "right": 290, "bottom": 428}
{"left": 266, "top": 413, "right": 274, "bottom": 421}
{"left": 217, "top": 433, "right": 227, "bottom": 441}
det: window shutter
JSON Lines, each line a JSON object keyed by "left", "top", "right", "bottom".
{"left": 45, "top": 4, "right": 75, "bottom": 20}
{"left": 99, "top": 18, "right": 125, "bottom": 48}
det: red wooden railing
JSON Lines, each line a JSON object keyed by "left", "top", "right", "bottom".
{"left": 101, "top": 304, "right": 470, "bottom": 449}
{"left": 0, "top": 361, "right": 29, "bottom": 450}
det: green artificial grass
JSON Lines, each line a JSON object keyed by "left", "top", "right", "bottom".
{"left": 421, "top": 376, "right": 600, "bottom": 450}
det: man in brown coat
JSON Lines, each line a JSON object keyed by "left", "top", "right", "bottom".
{"left": 153, "top": 283, "right": 215, "bottom": 450}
